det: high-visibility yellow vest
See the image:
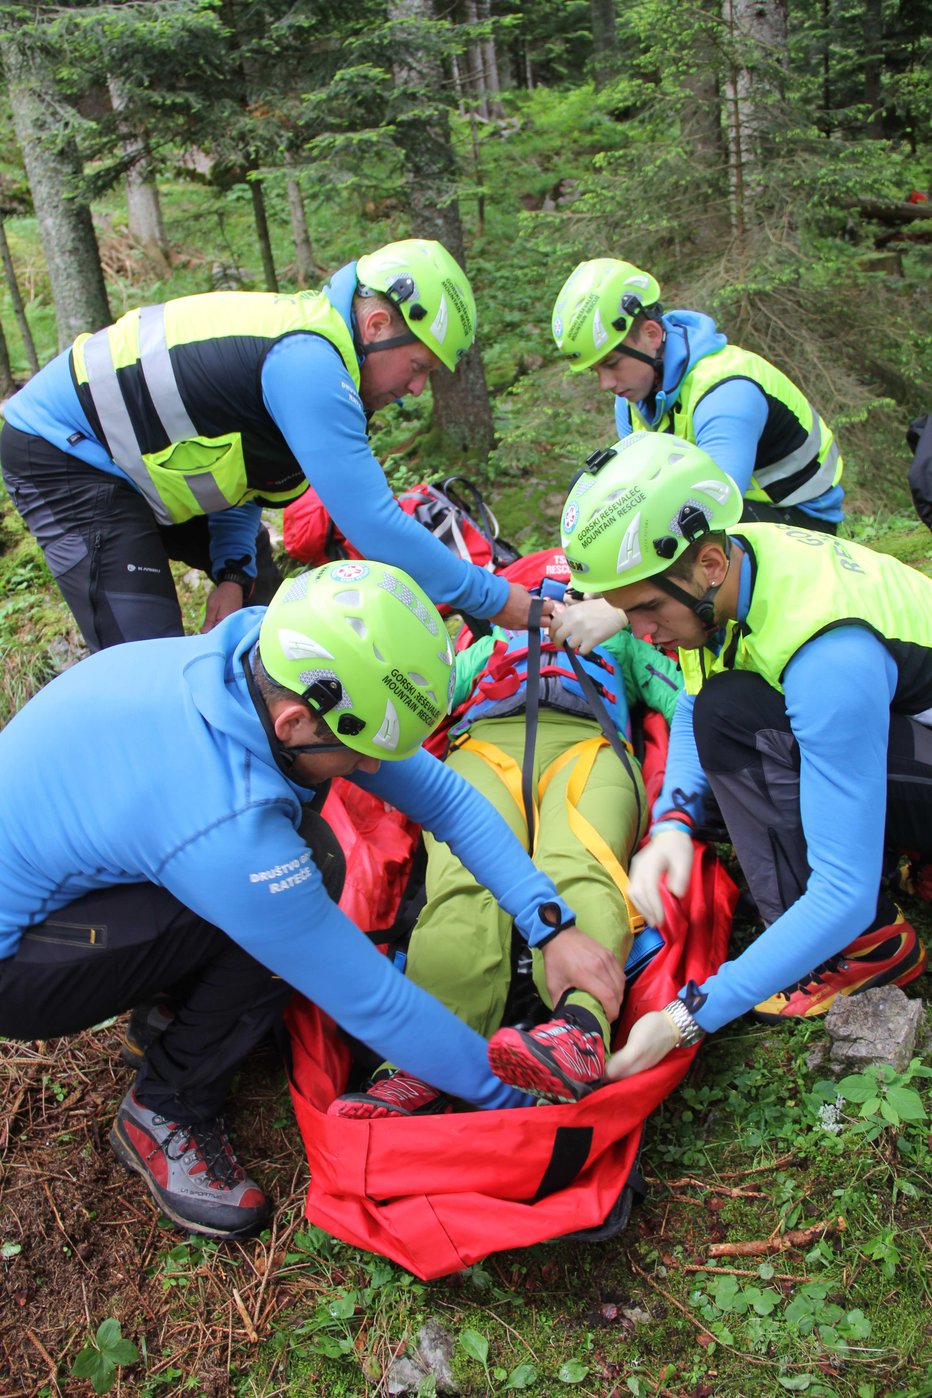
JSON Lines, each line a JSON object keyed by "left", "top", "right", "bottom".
{"left": 71, "top": 291, "right": 360, "bottom": 524}
{"left": 631, "top": 343, "right": 843, "bottom": 507}
{"left": 680, "top": 524, "right": 932, "bottom": 718}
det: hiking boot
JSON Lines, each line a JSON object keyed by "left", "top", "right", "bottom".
{"left": 120, "top": 999, "right": 177, "bottom": 1067}
{"left": 487, "top": 1017, "right": 606, "bottom": 1103}
{"left": 752, "top": 913, "right": 927, "bottom": 1022}
{"left": 328, "top": 1067, "right": 453, "bottom": 1119}
{"left": 108, "top": 1089, "right": 270, "bottom": 1238}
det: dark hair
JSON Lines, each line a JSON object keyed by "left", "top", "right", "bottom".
{"left": 352, "top": 288, "right": 407, "bottom": 331}
{"left": 252, "top": 649, "right": 332, "bottom": 739}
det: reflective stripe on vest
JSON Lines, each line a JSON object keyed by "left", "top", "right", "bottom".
{"left": 752, "top": 411, "right": 840, "bottom": 507}
{"left": 73, "top": 292, "right": 361, "bottom": 524}
{"left": 634, "top": 341, "right": 842, "bottom": 507}
{"left": 81, "top": 320, "right": 172, "bottom": 524}
{"left": 137, "top": 305, "right": 198, "bottom": 442}
{"left": 82, "top": 306, "right": 226, "bottom": 524}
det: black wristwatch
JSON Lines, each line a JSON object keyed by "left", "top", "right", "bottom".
{"left": 214, "top": 566, "right": 255, "bottom": 599}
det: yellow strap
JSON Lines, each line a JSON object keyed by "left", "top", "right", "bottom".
{"left": 452, "top": 736, "right": 527, "bottom": 824}
{"left": 454, "top": 733, "right": 645, "bottom": 934}
{"left": 544, "top": 737, "right": 646, "bottom": 937}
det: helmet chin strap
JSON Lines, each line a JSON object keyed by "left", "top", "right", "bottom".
{"left": 242, "top": 653, "right": 350, "bottom": 780}
{"left": 653, "top": 536, "right": 732, "bottom": 633}
{"left": 612, "top": 342, "right": 662, "bottom": 371}
{"left": 356, "top": 330, "right": 420, "bottom": 356}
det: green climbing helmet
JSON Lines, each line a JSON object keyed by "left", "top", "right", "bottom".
{"left": 258, "top": 561, "right": 455, "bottom": 760}
{"left": 355, "top": 239, "right": 477, "bottom": 371}
{"left": 560, "top": 432, "right": 743, "bottom": 591}
{"left": 551, "top": 259, "right": 663, "bottom": 371}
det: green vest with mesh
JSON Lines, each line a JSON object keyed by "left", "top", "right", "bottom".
{"left": 680, "top": 524, "right": 932, "bottom": 714}
{"left": 70, "top": 292, "right": 360, "bottom": 525}
{"left": 630, "top": 343, "right": 842, "bottom": 508}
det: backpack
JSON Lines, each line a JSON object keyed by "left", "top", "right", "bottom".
{"left": 282, "top": 475, "right": 519, "bottom": 574}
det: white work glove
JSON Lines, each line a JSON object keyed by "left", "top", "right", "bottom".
{"left": 628, "top": 826, "right": 695, "bottom": 927}
{"left": 604, "top": 1010, "right": 680, "bottom": 1081}
{"left": 548, "top": 597, "right": 627, "bottom": 656}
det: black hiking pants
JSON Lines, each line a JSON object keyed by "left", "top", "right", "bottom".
{"left": 738, "top": 496, "right": 838, "bottom": 534}
{"left": 0, "top": 883, "right": 292, "bottom": 1122}
{"left": 1, "top": 423, "right": 281, "bottom": 652}
{"left": 693, "top": 671, "right": 932, "bottom": 932}
{"left": 0, "top": 812, "right": 345, "bottom": 1123}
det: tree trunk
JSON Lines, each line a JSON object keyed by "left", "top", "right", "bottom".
{"left": 463, "top": 0, "right": 490, "bottom": 120}
{"left": 681, "top": 2, "right": 730, "bottom": 243}
{"left": 477, "top": 0, "right": 505, "bottom": 118}
{"left": 590, "top": 0, "right": 619, "bottom": 86}
{"left": 108, "top": 77, "right": 170, "bottom": 275}
{"left": 2, "top": 34, "right": 110, "bottom": 348}
{"left": 0, "top": 318, "right": 16, "bottom": 399}
{"left": 862, "top": 0, "right": 884, "bottom": 138}
{"left": 249, "top": 178, "right": 279, "bottom": 292}
{"left": 284, "top": 166, "right": 315, "bottom": 287}
{"left": 389, "top": 0, "right": 495, "bottom": 462}
{"left": 721, "top": 0, "right": 788, "bottom": 242}
{"left": 0, "top": 217, "right": 38, "bottom": 375}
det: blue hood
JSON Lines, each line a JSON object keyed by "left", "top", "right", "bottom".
{"left": 638, "top": 309, "right": 727, "bottom": 426}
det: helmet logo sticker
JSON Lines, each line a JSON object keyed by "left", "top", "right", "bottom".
{"left": 430, "top": 293, "right": 449, "bottom": 345}
{"left": 330, "top": 562, "right": 369, "bottom": 582}
{"left": 616, "top": 514, "right": 644, "bottom": 573}
{"left": 372, "top": 698, "right": 401, "bottom": 752}
{"left": 553, "top": 315, "right": 563, "bottom": 344}
{"left": 592, "top": 309, "right": 608, "bottom": 349}
{"left": 443, "top": 278, "right": 473, "bottom": 338}
{"left": 562, "top": 502, "right": 579, "bottom": 534}
{"left": 278, "top": 628, "right": 334, "bottom": 662}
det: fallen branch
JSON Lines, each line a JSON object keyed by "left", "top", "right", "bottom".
{"left": 682, "top": 1264, "right": 809, "bottom": 1283}
{"left": 232, "top": 1287, "right": 259, "bottom": 1344}
{"left": 708, "top": 1216, "right": 846, "bottom": 1258}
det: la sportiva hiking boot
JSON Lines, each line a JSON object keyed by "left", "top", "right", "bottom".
{"left": 109, "top": 1089, "right": 270, "bottom": 1238}
{"left": 120, "top": 998, "right": 177, "bottom": 1067}
{"left": 487, "top": 1017, "right": 606, "bottom": 1103}
{"left": 752, "top": 912, "right": 927, "bottom": 1022}
{"left": 328, "top": 1067, "right": 453, "bottom": 1119}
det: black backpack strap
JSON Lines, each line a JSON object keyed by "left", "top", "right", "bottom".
{"left": 521, "top": 598, "right": 545, "bottom": 847}
{"left": 561, "top": 644, "right": 643, "bottom": 837}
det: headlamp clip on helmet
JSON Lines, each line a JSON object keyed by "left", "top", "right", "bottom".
{"left": 385, "top": 273, "right": 427, "bottom": 321}
{"left": 585, "top": 445, "right": 618, "bottom": 475}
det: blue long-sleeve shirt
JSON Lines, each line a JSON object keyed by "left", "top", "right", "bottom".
{"left": 2, "top": 265, "right": 509, "bottom": 618}
{"left": 655, "top": 553, "right": 896, "bottom": 1031}
{"left": 614, "top": 310, "right": 843, "bottom": 525}
{"left": 0, "top": 611, "right": 585, "bottom": 1107}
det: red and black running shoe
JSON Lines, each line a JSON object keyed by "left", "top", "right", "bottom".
{"left": 487, "top": 1017, "right": 606, "bottom": 1103}
{"left": 328, "top": 1067, "right": 454, "bottom": 1119}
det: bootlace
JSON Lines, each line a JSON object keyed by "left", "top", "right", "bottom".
{"left": 155, "top": 1117, "right": 243, "bottom": 1187}
{"left": 785, "top": 953, "right": 846, "bottom": 998}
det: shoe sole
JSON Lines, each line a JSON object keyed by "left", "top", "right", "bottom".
{"left": 120, "top": 1040, "right": 145, "bottom": 1069}
{"left": 487, "top": 1031, "right": 601, "bottom": 1103}
{"left": 108, "top": 1120, "right": 267, "bottom": 1240}
{"left": 752, "top": 937, "right": 928, "bottom": 1024}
